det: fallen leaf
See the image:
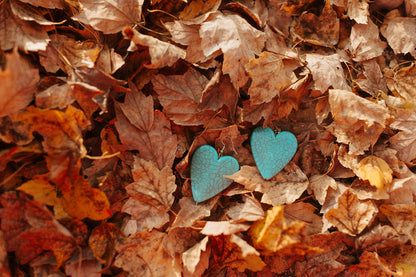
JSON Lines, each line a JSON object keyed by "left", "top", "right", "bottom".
{"left": 114, "top": 230, "right": 182, "bottom": 277}
{"left": 386, "top": 63, "right": 416, "bottom": 106}
{"left": 346, "top": 251, "right": 396, "bottom": 276}
{"left": 381, "top": 15, "right": 416, "bottom": 59}
{"left": 325, "top": 189, "right": 378, "bottom": 236}
{"left": 182, "top": 236, "right": 210, "bottom": 275}
{"left": 0, "top": 49, "right": 39, "bottom": 117}
{"left": 348, "top": 19, "right": 387, "bottom": 62}
{"left": 327, "top": 89, "right": 389, "bottom": 154}
{"left": 88, "top": 222, "right": 125, "bottom": 265}
{"left": 357, "top": 155, "right": 393, "bottom": 192}
{"left": 380, "top": 204, "right": 416, "bottom": 245}
{"left": 356, "top": 224, "right": 410, "bottom": 253}
{"left": 121, "top": 156, "right": 176, "bottom": 231}
{"left": 201, "top": 221, "right": 250, "bottom": 236}
{"left": 249, "top": 206, "right": 306, "bottom": 254}
{"left": 72, "top": 0, "right": 143, "bottom": 34}
{"left": 199, "top": 11, "right": 266, "bottom": 88}
{"left": 226, "top": 163, "right": 309, "bottom": 206}
{"left": 123, "top": 26, "right": 186, "bottom": 68}
{"left": 171, "top": 197, "right": 215, "bottom": 228}
{"left": 226, "top": 195, "right": 265, "bottom": 222}
{"left": 347, "top": 0, "right": 369, "bottom": 24}
{"left": 285, "top": 202, "right": 323, "bottom": 236}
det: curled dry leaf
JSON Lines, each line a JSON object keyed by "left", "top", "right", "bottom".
{"left": 285, "top": 202, "right": 323, "bottom": 236}
{"left": 357, "top": 155, "right": 393, "bottom": 192}
{"left": 0, "top": 49, "right": 39, "bottom": 118}
{"left": 347, "top": 0, "right": 369, "bottom": 24}
{"left": 122, "top": 157, "right": 176, "bottom": 232}
{"left": 327, "top": 89, "right": 389, "bottom": 155}
{"left": 226, "top": 163, "right": 308, "bottom": 206}
{"left": 325, "top": 189, "right": 378, "bottom": 236}
{"left": 182, "top": 236, "right": 210, "bottom": 275}
{"left": 123, "top": 27, "right": 186, "bottom": 69}
{"left": 381, "top": 15, "right": 416, "bottom": 59}
{"left": 380, "top": 204, "right": 416, "bottom": 245}
{"left": 171, "top": 197, "right": 215, "bottom": 228}
{"left": 201, "top": 221, "right": 250, "bottom": 236}
{"left": 226, "top": 196, "right": 265, "bottom": 222}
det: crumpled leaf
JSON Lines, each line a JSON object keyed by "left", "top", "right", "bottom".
{"left": 325, "top": 189, "right": 378, "bottom": 236}
{"left": 121, "top": 156, "right": 176, "bottom": 232}
{"left": 347, "top": 251, "right": 396, "bottom": 276}
{"left": 201, "top": 221, "right": 250, "bottom": 236}
{"left": 171, "top": 197, "right": 215, "bottom": 228}
{"left": 348, "top": 19, "right": 387, "bottom": 62}
{"left": 0, "top": 2, "right": 52, "bottom": 51}
{"left": 381, "top": 14, "right": 416, "bottom": 59}
{"left": 327, "top": 89, "right": 389, "bottom": 154}
{"left": 380, "top": 204, "right": 416, "bottom": 245}
{"left": 199, "top": 11, "right": 266, "bottom": 88}
{"left": 226, "top": 163, "right": 309, "bottom": 206}
{"left": 88, "top": 222, "right": 125, "bottom": 265}
{"left": 0, "top": 49, "right": 39, "bottom": 118}
{"left": 347, "top": 0, "right": 369, "bottom": 24}
{"left": 226, "top": 196, "right": 265, "bottom": 222}
{"left": 182, "top": 236, "right": 210, "bottom": 275}
{"left": 123, "top": 26, "right": 186, "bottom": 69}
{"left": 72, "top": 0, "right": 143, "bottom": 34}
{"left": 357, "top": 155, "right": 393, "bottom": 192}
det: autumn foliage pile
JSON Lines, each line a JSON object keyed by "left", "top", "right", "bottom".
{"left": 2, "top": 0, "right": 416, "bottom": 276}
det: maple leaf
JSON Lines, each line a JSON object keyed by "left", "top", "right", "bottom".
{"left": 199, "top": 11, "right": 266, "bottom": 88}
{"left": 0, "top": 49, "right": 39, "bottom": 118}
{"left": 121, "top": 156, "right": 176, "bottom": 231}
{"left": 115, "top": 83, "right": 177, "bottom": 169}
{"left": 325, "top": 189, "right": 378, "bottom": 236}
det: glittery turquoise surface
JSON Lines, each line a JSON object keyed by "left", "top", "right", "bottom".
{"left": 191, "top": 145, "right": 239, "bottom": 203}
{"left": 250, "top": 127, "right": 297, "bottom": 180}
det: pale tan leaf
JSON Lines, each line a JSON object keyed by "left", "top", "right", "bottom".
{"left": 0, "top": 2, "right": 51, "bottom": 51}
{"left": 35, "top": 83, "right": 74, "bottom": 109}
{"left": 124, "top": 27, "right": 186, "bottom": 68}
{"left": 357, "top": 224, "right": 410, "bottom": 252}
{"left": 182, "top": 237, "right": 209, "bottom": 274}
{"left": 245, "top": 51, "right": 295, "bottom": 105}
{"left": 0, "top": 49, "right": 39, "bottom": 117}
{"left": 347, "top": 0, "right": 369, "bottom": 24}
{"left": 380, "top": 204, "right": 416, "bottom": 245}
{"left": 357, "top": 155, "right": 393, "bottom": 191}
{"left": 327, "top": 89, "right": 389, "bottom": 154}
{"left": 308, "top": 175, "right": 338, "bottom": 205}
{"left": 199, "top": 11, "right": 266, "bottom": 88}
{"left": 305, "top": 53, "right": 350, "bottom": 93}
{"left": 325, "top": 189, "right": 378, "bottom": 236}
{"left": 381, "top": 15, "right": 416, "bottom": 58}
{"left": 19, "top": 0, "right": 65, "bottom": 9}
{"left": 355, "top": 59, "right": 388, "bottom": 97}
{"left": 73, "top": 0, "right": 143, "bottom": 34}
{"left": 226, "top": 196, "right": 265, "bottom": 222}
{"left": 226, "top": 163, "right": 308, "bottom": 206}
{"left": 201, "top": 222, "right": 250, "bottom": 236}
{"left": 171, "top": 197, "right": 215, "bottom": 228}
{"left": 285, "top": 202, "right": 323, "bottom": 236}
{"left": 349, "top": 20, "right": 387, "bottom": 62}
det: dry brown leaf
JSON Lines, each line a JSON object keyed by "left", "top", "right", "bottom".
{"left": 115, "top": 98, "right": 177, "bottom": 169}
{"left": 380, "top": 204, "right": 416, "bottom": 245}
{"left": 114, "top": 230, "right": 182, "bottom": 277}
{"left": 226, "top": 163, "right": 308, "bottom": 206}
{"left": 0, "top": 49, "right": 39, "bottom": 118}
{"left": 349, "top": 19, "right": 387, "bottom": 62}
{"left": 285, "top": 202, "right": 323, "bottom": 236}
{"left": 72, "top": 0, "right": 142, "bottom": 34}
{"left": 325, "top": 189, "right": 378, "bottom": 236}
{"left": 309, "top": 174, "right": 339, "bottom": 205}
{"left": 292, "top": 0, "right": 339, "bottom": 47}
{"left": 346, "top": 251, "right": 396, "bottom": 276}
{"left": 386, "top": 63, "right": 416, "bottom": 106}
{"left": 182, "top": 236, "right": 210, "bottom": 275}
{"left": 121, "top": 156, "right": 176, "bottom": 232}
{"left": 226, "top": 195, "right": 265, "bottom": 222}
{"left": 199, "top": 11, "right": 266, "bottom": 88}
{"left": 355, "top": 59, "right": 388, "bottom": 97}
{"left": 171, "top": 197, "right": 215, "bottom": 228}
{"left": 381, "top": 15, "right": 416, "bottom": 59}
{"left": 327, "top": 89, "right": 389, "bottom": 154}
{"left": 123, "top": 27, "right": 186, "bottom": 68}
{"left": 210, "top": 234, "right": 266, "bottom": 273}
{"left": 347, "top": 0, "right": 369, "bottom": 24}
{"left": 245, "top": 51, "right": 296, "bottom": 105}
{"left": 0, "top": 2, "right": 52, "bottom": 51}
{"left": 179, "top": 0, "right": 221, "bottom": 22}
{"left": 201, "top": 222, "right": 250, "bottom": 236}
{"left": 357, "top": 224, "right": 410, "bottom": 252}
{"left": 306, "top": 53, "right": 350, "bottom": 93}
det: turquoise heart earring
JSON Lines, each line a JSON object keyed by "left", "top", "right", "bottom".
{"left": 190, "top": 145, "right": 239, "bottom": 203}
{"left": 250, "top": 127, "right": 297, "bottom": 179}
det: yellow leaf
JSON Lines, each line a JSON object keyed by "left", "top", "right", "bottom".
{"left": 357, "top": 155, "right": 393, "bottom": 191}
{"left": 249, "top": 206, "right": 305, "bottom": 254}
{"left": 17, "top": 175, "right": 57, "bottom": 206}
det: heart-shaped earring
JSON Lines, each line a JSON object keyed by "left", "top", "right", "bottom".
{"left": 191, "top": 145, "right": 239, "bottom": 203}
{"left": 250, "top": 127, "right": 297, "bottom": 179}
